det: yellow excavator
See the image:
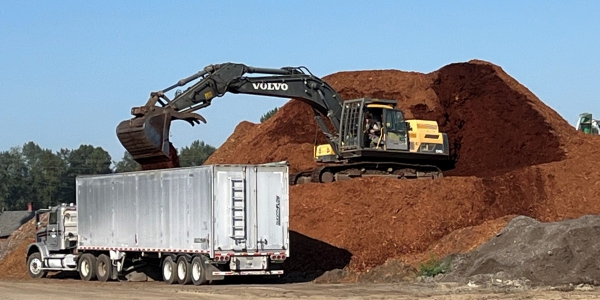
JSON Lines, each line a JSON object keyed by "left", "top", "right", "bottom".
{"left": 116, "top": 63, "right": 454, "bottom": 184}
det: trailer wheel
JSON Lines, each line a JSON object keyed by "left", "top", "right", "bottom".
{"left": 162, "top": 256, "right": 176, "bottom": 284}
{"left": 176, "top": 256, "right": 192, "bottom": 285}
{"left": 190, "top": 256, "right": 208, "bottom": 286}
{"left": 27, "top": 252, "right": 47, "bottom": 279}
{"left": 96, "top": 254, "right": 113, "bottom": 282}
{"left": 78, "top": 253, "right": 97, "bottom": 281}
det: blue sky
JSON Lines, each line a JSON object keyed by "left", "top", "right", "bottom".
{"left": 1, "top": 1, "right": 598, "bottom": 163}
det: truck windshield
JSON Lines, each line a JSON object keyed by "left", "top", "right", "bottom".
{"left": 49, "top": 212, "right": 57, "bottom": 225}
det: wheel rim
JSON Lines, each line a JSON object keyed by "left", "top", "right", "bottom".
{"left": 81, "top": 259, "right": 89, "bottom": 277}
{"left": 177, "top": 261, "right": 186, "bottom": 280}
{"left": 98, "top": 261, "right": 106, "bottom": 277}
{"left": 192, "top": 261, "right": 201, "bottom": 281}
{"left": 163, "top": 262, "right": 172, "bottom": 279}
{"left": 30, "top": 258, "right": 42, "bottom": 274}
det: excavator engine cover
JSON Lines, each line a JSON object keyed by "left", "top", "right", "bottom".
{"left": 116, "top": 107, "right": 173, "bottom": 165}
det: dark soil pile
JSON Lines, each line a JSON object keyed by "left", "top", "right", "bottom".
{"left": 441, "top": 215, "right": 600, "bottom": 286}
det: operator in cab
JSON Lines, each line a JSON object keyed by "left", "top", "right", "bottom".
{"left": 364, "top": 112, "right": 383, "bottom": 148}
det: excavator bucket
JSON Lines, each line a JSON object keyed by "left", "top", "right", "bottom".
{"left": 116, "top": 108, "right": 173, "bottom": 165}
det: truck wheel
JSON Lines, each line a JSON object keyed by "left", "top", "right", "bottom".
{"left": 96, "top": 254, "right": 113, "bottom": 282}
{"left": 190, "top": 256, "right": 208, "bottom": 286}
{"left": 78, "top": 253, "right": 97, "bottom": 281}
{"left": 162, "top": 256, "right": 176, "bottom": 284}
{"left": 27, "top": 252, "right": 47, "bottom": 279}
{"left": 176, "top": 256, "right": 192, "bottom": 285}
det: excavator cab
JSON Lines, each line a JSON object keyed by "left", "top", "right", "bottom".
{"left": 315, "top": 98, "right": 444, "bottom": 161}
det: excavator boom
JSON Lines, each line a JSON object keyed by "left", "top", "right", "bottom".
{"left": 117, "top": 63, "right": 344, "bottom": 165}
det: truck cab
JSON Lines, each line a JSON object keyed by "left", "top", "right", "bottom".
{"left": 27, "top": 203, "right": 79, "bottom": 278}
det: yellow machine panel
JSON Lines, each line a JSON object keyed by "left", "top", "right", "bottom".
{"left": 314, "top": 144, "right": 335, "bottom": 158}
{"left": 406, "top": 119, "right": 444, "bottom": 153}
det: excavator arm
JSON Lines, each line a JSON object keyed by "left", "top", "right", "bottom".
{"left": 116, "top": 63, "right": 344, "bottom": 165}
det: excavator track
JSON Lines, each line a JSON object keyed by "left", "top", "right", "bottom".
{"left": 289, "top": 161, "right": 443, "bottom": 185}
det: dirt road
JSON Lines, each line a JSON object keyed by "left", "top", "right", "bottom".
{"left": 2, "top": 279, "right": 600, "bottom": 300}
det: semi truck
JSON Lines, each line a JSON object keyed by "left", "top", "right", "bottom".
{"left": 25, "top": 163, "right": 290, "bottom": 285}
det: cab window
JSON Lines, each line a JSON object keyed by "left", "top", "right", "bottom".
{"left": 49, "top": 211, "right": 58, "bottom": 225}
{"left": 385, "top": 110, "right": 406, "bottom": 132}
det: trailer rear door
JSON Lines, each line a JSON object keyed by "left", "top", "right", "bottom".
{"left": 212, "top": 164, "right": 289, "bottom": 255}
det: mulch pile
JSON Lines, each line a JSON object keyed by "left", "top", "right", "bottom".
{"left": 0, "top": 214, "right": 47, "bottom": 279}
{"left": 203, "top": 59, "right": 600, "bottom": 273}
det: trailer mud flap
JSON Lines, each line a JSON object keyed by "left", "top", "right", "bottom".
{"left": 205, "top": 264, "right": 225, "bottom": 281}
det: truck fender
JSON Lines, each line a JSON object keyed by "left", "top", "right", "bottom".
{"left": 26, "top": 243, "right": 50, "bottom": 261}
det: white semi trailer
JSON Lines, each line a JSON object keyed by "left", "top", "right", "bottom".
{"left": 25, "top": 163, "right": 290, "bottom": 285}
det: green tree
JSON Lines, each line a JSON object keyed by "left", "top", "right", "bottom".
{"left": 114, "top": 151, "right": 141, "bottom": 173}
{"left": 179, "top": 140, "right": 217, "bottom": 167}
{"left": 67, "top": 145, "right": 112, "bottom": 175}
{"left": 0, "top": 147, "right": 30, "bottom": 210}
{"left": 61, "top": 145, "right": 113, "bottom": 203}
{"left": 260, "top": 107, "right": 279, "bottom": 123}
{"left": 21, "top": 142, "right": 67, "bottom": 210}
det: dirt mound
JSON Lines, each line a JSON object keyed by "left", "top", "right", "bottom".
{"left": 205, "top": 101, "right": 328, "bottom": 174}
{"left": 403, "top": 215, "right": 516, "bottom": 267}
{"left": 206, "top": 60, "right": 574, "bottom": 178}
{"left": 0, "top": 214, "right": 47, "bottom": 279}
{"left": 201, "top": 59, "right": 600, "bottom": 278}
{"left": 441, "top": 215, "right": 600, "bottom": 286}
{"left": 425, "top": 60, "right": 571, "bottom": 177}
{"left": 0, "top": 240, "right": 31, "bottom": 279}
{"left": 288, "top": 152, "right": 600, "bottom": 273}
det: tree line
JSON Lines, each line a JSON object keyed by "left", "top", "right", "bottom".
{"left": 0, "top": 106, "right": 280, "bottom": 212}
{"left": 0, "top": 140, "right": 216, "bottom": 212}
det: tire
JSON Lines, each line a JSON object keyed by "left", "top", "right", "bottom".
{"left": 190, "top": 256, "right": 208, "bottom": 286}
{"left": 96, "top": 254, "right": 113, "bottom": 282}
{"left": 27, "top": 252, "right": 47, "bottom": 279}
{"left": 78, "top": 253, "right": 97, "bottom": 281}
{"left": 162, "top": 256, "right": 176, "bottom": 284}
{"left": 176, "top": 256, "right": 192, "bottom": 285}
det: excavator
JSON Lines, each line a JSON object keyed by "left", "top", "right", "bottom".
{"left": 116, "top": 62, "right": 454, "bottom": 184}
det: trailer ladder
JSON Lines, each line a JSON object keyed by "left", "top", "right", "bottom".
{"left": 230, "top": 178, "right": 247, "bottom": 245}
